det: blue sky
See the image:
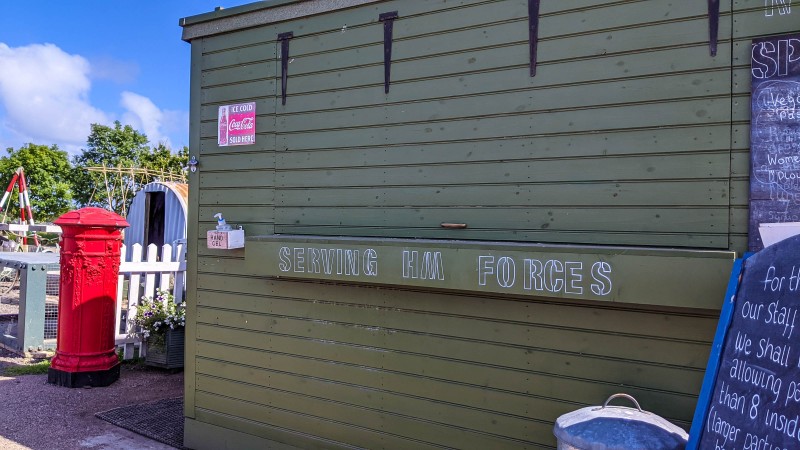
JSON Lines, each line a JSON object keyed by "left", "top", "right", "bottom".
{"left": 0, "top": 1, "right": 242, "bottom": 155}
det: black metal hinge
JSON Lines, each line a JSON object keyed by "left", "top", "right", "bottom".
{"left": 708, "top": 0, "right": 719, "bottom": 57}
{"left": 528, "top": 0, "right": 540, "bottom": 77}
{"left": 379, "top": 11, "right": 398, "bottom": 93}
{"left": 278, "top": 31, "right": 294, "bottom": 105}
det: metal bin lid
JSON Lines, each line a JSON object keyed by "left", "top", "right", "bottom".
{"left": 553, "top": 394, "right": 689, "bottom": 450}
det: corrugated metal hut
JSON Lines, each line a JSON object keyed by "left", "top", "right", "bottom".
{"left": 123, "top": 181, "right": 188, "bottom": 258}
{"left": 179, "top": 1, "right": 797, "bottom": 448}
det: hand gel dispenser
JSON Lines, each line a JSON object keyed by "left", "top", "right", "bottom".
{"left": 207, "top": 213, "right": 245, "bottom": 249}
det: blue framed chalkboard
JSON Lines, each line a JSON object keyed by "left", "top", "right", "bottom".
{"left": 748, "top": 33, "right": 800, "bottom": 251}
{"left": 688, "top": 234, "right": 800, "bottom": 449}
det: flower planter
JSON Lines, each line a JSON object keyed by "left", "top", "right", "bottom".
{"left": 145, "top": 327, "right": 185, "bottom": 369}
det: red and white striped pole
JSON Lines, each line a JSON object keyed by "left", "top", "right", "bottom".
{"left": 17, "top": 169, "right": 39, "bottom": 247}
{"left": 0, "top": 168, "right": 20, "bottom": 214}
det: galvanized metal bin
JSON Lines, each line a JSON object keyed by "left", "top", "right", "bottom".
{"left": 553, "top": 394, "right": 688, "bottom": 450}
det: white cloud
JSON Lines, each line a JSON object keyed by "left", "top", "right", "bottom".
{"left": 0, "top": 43, "right": 188, "bottom": 155}
{"left": 0, "top": 43, "right": 110, "bottom": 150}
{"left": 121, "top": 91, "right": 166, "bottom": 145}
{"left": 121, "top": 91, "right": 189, "bottom": 150}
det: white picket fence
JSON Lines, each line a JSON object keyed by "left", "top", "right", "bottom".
{"left": 115, "top": 240, "right": 187, "bottom": 360}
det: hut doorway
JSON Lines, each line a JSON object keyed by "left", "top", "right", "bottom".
{"left": 144, "top": 191, "right": 166, "bottom": 252}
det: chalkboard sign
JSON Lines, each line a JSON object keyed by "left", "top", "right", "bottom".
{"left": 688, "top": 234, "right": 800, "bottom": 449}
{"left": 749, "top": 33, "right": 800, "bottom": 251}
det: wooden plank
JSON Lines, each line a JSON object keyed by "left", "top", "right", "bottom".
{"left": 277, "top": 181, "right": 730, "bottom": 207}
{"left": 185, "top": 37, "right": 204, "bottom": 418}
{"left": 188, "top": 411, "right": 358, "bottom": 450}
{"left": 273, "top": 205, "right": 726, "bottom": 233}
{"left": 194, "top": 391, "right": 453, "bottom": 449}
{"left": 202, "top": 61, "right": 275, "bottom": 87}
{"left": 281, "top": 20, "right": 730, "bottom": 95}
{"left": 283, "top": 46, "right": 732, "bottom": 113}
{"left": 202, "top": 79, "right": 275, "bottom": 104}
{"left": 202, "top": 43, "right": 277, "bottom": 70}
{"left": 276, "top": 98, "right": 732, "bottom": 151}
{"left": 280, "top": 2, "right": 719, "bottom": 80}
{"left": 198, "top": 377, "right": 546, "bottom": 448}
{"left": 198, "top": 206, "right": 273, "bottom": 223}
{"left": 199, "top": 187, "right": 275, "bottom": 206}
{"left": 277, "top": 125, "right": 733, "bottom": 168}
{"left": 270, "top": 226, "right": 728, "bottom": 248}
{"left": 191, "top": 152, "right": 275, "bottom": 172}
{"left": 196, "top": 277, "right": 719, "bottom": 341}
{"left": 197, "top": 305, "right": 712, "bottom": 371}
{"left": 277, "top": 152, "right": 731, "bottom": 186}
{"left": 199, "top": 170, "right": 276, "bottom": 189}
{"left": 278, "top": 71, "right": 732, "bottom": 133}
{"left": 732, "top": 5, "right": 798, "bottom": 38}
{"left": 198, "top": 295, "right": 713, "bottom": 402}
{"left": 198, "top": 135, "right": 277, "bottom": 156}
{"left": 196, "top": 334, "right": 693, "bottom": 426}
{"left": 196, "top": 359, "right": 544, "bottom": 443}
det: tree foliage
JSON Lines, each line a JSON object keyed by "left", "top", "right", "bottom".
{"left": 0, "top": 122, "right": 187, "bottom": 222}
{"left": 0, "top": 144, "right": 73, "bottom": 222}
{"left": 71, "top": 122, "right": 187, "bottom": 216}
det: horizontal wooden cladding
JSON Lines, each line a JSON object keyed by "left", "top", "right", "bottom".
{"left": 202, "top": 51, "right": 276, "bottom": 80}
{"left": 192, "top": 284, "right": 714, "bottom": 438}
{"left": 196, "top": 346, "right": 696, "bottom": 445}
{"left": 199, "top": 0, "right": 678, "bottom": 54}
{"left": 278, "top": 126, "right": 732, "bottom": 167}
{"left": 202, "top": 60, "right": 276, "bottom": 87}
{"left": 196, "top": 278, "right": 718, "bottom": 342}
{"left": 199, "top": 206, "right": 273, "bottom": 224}
{"left": 278, "top": 70, "right": 732, "bottom": 134}
{"left": 195, "top": 300, "right": 710, "bottom": 372}
{"left": 272, "top": 226, "right": 729, "bottom": 248}
{"left": 733, "top": 3, "right": 798, "bottom": 38}
{"left": 278, "top": 152, "right": 730, "bottom": 186}
{"left": 278, "top": 98, "right": 732, "bottom": 151}
{"left": 282, "top": 44, "right": 730, "bottom": 117}
{"left": 196, "top": 363, "right": 549, "bottom": 448}
{"left": 277, "top": 180, "right": 730, "bottom": 207}
{"left": 199, "top": 187, "right": 275, "bottom": 207}
{"left": 280, "top": 1, "right": 722, "bottom": 80}
{"left": 275, "top": 206, "right": 726, "bottom": 233}
{"left": 199, "top": 170, "right": 276, "bottom": 189}
{"left": 195, "top": 385, "right": 548, "bottom": 449}
{"left": 193, "top": 151, "right": 275, "bottom": 172}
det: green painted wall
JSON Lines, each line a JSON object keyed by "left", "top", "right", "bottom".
{"left": 182, "top": 0, "right": 797, "bottom": 448}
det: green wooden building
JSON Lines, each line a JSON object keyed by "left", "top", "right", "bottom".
{"left": 179, "top": 1, "right": 798, "bottom": 448}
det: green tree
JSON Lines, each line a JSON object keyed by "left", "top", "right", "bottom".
{"left": 0, "top": 144, "right": 73, "bottom": 222}
{"left": 71, "top": 122, "right": 187, "bottom": 215}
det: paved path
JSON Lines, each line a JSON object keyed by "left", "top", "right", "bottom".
{"left": 0, "top": 352, "right": 183, "bottom": 450}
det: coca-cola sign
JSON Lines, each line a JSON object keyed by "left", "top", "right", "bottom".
{"left": 218, "top": 102, "right": 256, "bottom": 146}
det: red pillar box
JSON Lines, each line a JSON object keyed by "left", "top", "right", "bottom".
{"left": 48, "top": 207, "right": 129, "bottom": 388}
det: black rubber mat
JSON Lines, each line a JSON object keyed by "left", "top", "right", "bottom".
{"left": 96, "top": 396, "right": 184, "bottom": 449}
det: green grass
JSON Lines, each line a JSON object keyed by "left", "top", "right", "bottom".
{"left": 4, "top": 359, "right": 51, "bottom": 376}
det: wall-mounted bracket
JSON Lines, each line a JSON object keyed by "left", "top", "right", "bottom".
{"left": 188, "top": 155, "right": 199, "bottom": 173}
{"left": 379, "top": 11, "right": 398, "bottom": 94}
{"left": 278, "top": 32, "right": 294, "bottom": 105}
{"left": 708, "top": 0, "right": 719, "bottom": 56}
{"left": 528, "top": 0, "right": 540, "bottom": 77}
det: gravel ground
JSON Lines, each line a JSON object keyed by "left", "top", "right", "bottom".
{"left": 0, "top": 290, "right": 185, "bottom": 450}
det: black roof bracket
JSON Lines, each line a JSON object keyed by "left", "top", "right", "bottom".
{"left": 379, "top": 11, "right": 398, "bottom": 94}
{"left": 708, "top": 0, "right": 719, "bottom": 57}
{"left": 278, "top": 31, "right": 294, "bottom": 105}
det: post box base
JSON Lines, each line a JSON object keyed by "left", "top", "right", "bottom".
{"left": 47, "top": 363, "right": 120, "bottom": 388}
